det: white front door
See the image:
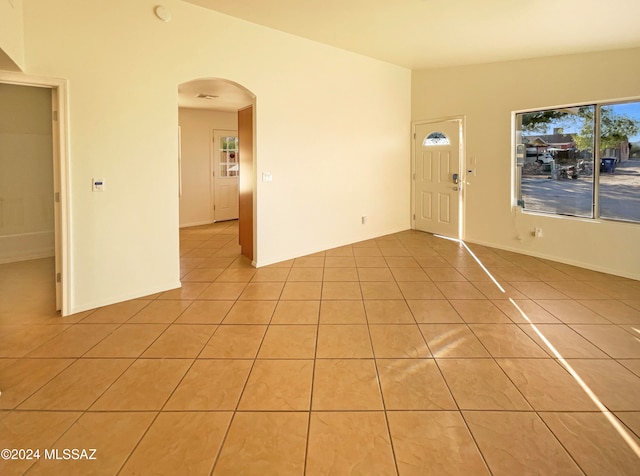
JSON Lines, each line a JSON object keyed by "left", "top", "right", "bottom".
{"left": 213, "top": 130, "right": 239, "bottom": 221}
{"left": 413, "top": 120, "right": 461, "bottom": 238}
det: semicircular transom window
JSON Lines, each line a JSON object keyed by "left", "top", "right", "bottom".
{"left": 423, "top": 131, "right": 450, "bottom": 146}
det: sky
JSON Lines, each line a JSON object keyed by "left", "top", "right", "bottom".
{"left": 611, "top": 102, "right": 640, "bottom": 142}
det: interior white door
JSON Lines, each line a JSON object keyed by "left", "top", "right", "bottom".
{"left": 413, "top": 120, "right": 461, "bottom": 238}
{"left": 213, "top": 130, "right": 239, "bottom": 221}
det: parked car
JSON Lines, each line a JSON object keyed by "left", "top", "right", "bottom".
{"left": 535, "top": 153, "right": 554, "bottom": 164}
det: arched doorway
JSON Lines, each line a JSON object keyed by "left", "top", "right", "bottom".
{"left": 177, "top": 78, "right": 255, "bottom": 261}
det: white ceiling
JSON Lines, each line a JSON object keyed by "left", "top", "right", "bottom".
{"left": 179, "top": 0, "right": 640, "bottom": 112}
{"left": 184, "top": 0, "right": 640, "bottom": 70}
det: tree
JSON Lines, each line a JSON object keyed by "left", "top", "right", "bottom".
{"left": 522, "top": 106, "right": 639, "bottom": 151}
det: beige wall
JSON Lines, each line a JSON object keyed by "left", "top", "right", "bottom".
{"left": 0, "top": 83, "right": 54, "bottom": 262}
{"left": 178, "top": 107, "right": 237, "bottom": 227}
{"left": 0, "top": 0, "right": 24, "bottom": 70}
{"left": 18, "top": 0, "right": 411, "bottom": 313}
{"left": 413, "top": 47, "right": 640, "bottom": 279}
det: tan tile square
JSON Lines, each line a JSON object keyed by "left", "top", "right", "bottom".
{"left": 85, "top": 324, "right": 167, "bottom": 358}
{"left": 222, "top": 300, "right": 276, "bottom": 324}
{"left": 616, "top": 411, "right": 640, "bottom": 436}
{"left": 385, "top": 256, "right": 420, "bottom": 268}
{"left": 535, "top": 299, "right": 611, "bottom": 324}
{"left": 364, "top": 300, "right": 414, "bottom": 324}
{"left": 181, "top": 267, "right": 224, "bottom": 282}
{"left": 286, "top": 267, "right": 323, "bottom": 281}
{"left": 435, "top": 282, "right": 486, "bottom": 300}
{"left": 457, "top": 267, "right": 494, "bottom": 281}
{"left": 280, "top": 281, "right": 322, "bottom": 300}
{"left": 157, "top": 282, "right": 209, "bottom": 300}
{"left": 547, "top": 281, "right": 613, "bottom": 299}
{"left": 271, "top": 300, "right": 319, "bottom": 324}
{"left": 398, "top": 282, "right": 446, "bottom": 300}
{"left": 438, "top": 358, "right": 531, "bottom": 410}
{"left": 509, "top": 281, "right": 569, "bottom": 300}
{"left": 142, "top": 324, "right": 216, "bottom": 358}
{"left": 238, "top": 360, "right": 313, "bottom": 410}
{"left": 380, "top": 247, "right": 411, "bottom": 257}
{"left": 472, "top": 282, "right": 528, "bottom": 300}
{"left": 469, "top": 324, "right": 548, "bottom": 357}
{"left": 19, "top": 359, "right": 132, "bottom": 410}
{"left": 355, "top": 256, "right": 388, "bottom": 268}
{"left": 316, "top": 324, "right": 373, "bottom": 358}
{"left": 0, "top": 358, "right": 74, "bottom": 409}
{"left": 369, "top": 325, "right": 431, "bottom": 358}
{"left": 91, "top": 359, "right": 191, "bottom": 410}
{"left": 357, "top": 267, "right": 394, "bottom": 281}
{"left": 390, "top": 267, "right": 429, "bottom": 281}
{"left": 326, "top": 245, "right": 354, "bottom": 257}
{"left": 497, "top": 358, "right": 598, "bottom": 410}
{"left": 540, "top": 412, "right": 640, "bottom": 476}
{"left": 321, "top": 281, "right": 362, "bottom": 300}
{"left": 199, "top": 282, "right": 247, "bottom": 300}
{"left": 126, "top": 300, "right": 191, "bottom": 324}
{"left": 325, "top": 256, "right": 357, "bottom": 267}
{"left": 570, "top": 324, "right": 640, "bottom": 358}
{"left": 312, "top": 359, "right": 383, "bottom": 410}
{"left": 387, "top": 411, "right": 490, "bottom": 476}
{"left": 27, "top": 324, "right": 117, "bottom": 358}
{"left": 213, "top": 412, "right": 307, "bottom": 475}
{"left": 619, "top": 359, "right": 640, "bottom": 377}
{"left": 122, "top": 412, "right": 232, "bottom": 476}
{"left": 198, "top": 256, "right": 235, "bottom": 268}
{"left": 580, "top": 299, "right": 640, "bottom": 324}
{"left": 492, "top": 299, "right": 561, "bottom": 324}
{"left": 199, "top": 325, "right": 267, "bottom": 358}
{"left": 165, "top": 359, "right": 252, "bottom": 410}
{"left": 416, "top": 256, "right": 451, "bottom": 267}
{"left": 306, "top": 412, "right": 396, "bottom": 476}
{"left": 322, "top": 267, "right": 358, "bottom": 281}
{"left": 424, "top": 268, "right": 467, "bottom": 282}
{"left": 419, "top": 323, "right": 490, "bottom": 358}
{"left": 252, "top": 267, "right": 291, "bottom": 282}
{"left": 353, "top": 247, "right": 382, "bottom": 257}
{"left": 566, "top": 359, "right": 640, "bottom": 410}
{"left": 80, "top": 299, "right": 149, "bottom": 324}
{"left": 519, "top": 323, "right": 608, "bottom": 358}
{"left": 319, "top": 300, "right": 367, "bottom": 324}
{"left": 450, "top": 299, "right": 511, "bottom": 323}
{"left": 377, "top": 359, "right": 455, "bottom": 410}
{"left": 28, "top": 412, "right": 154, "bottom": 476}
{"left": 258, "top": 325, "right": 317, "bottom": 358}
{"left": 0, "top": 411, "right": 80, "bottom": 475}
{"left": 174, "top": 300, "right": 233, "bottom": 324}
{"left": 293, "top": 256, "right": 325, "bottom": 267}
{"left": 216, "top": 267, "right": 256, "bottom": 282}
{"left": 360, "top": 282, "right": 403, "bottom": 299}
{"left": 464, "top": 411, "right": 582, "bottom": 476}
{"left": 238, "top": 282, "right": 284, "bottom": 300}
{"left": 407, "top": 300, "right": 463, "bottom": 323}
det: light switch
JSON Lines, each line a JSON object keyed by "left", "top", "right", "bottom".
{"left": 92, "top": 178, "right": 105, "bottom": 192}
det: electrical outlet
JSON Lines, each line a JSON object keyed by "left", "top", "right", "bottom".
{"left": 361, "top": 216, "right": 367, "bottom": 224}
{"left": 534, "top": 228, "right": 543, "bottom": 238}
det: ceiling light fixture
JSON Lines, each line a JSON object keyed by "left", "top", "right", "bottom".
{"left": 197, "top": 94, "right": 219, "bottom": 100}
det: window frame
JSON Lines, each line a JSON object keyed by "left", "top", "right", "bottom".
{"left": 513, "top": 98, "right": 640, "bottom": 224}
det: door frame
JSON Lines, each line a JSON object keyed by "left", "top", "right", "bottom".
{"left": 0, "top": 71, "right": 70, "bottom": 316}
{"left": 411, "top": 116, "right": 466, "bottom": 240}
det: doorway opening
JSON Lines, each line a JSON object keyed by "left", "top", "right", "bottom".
{"left": 411, "top": 117, "right": 465, "bottom": 240}
{"left": 0, "top": 72, "right": 69, "bottom": 316}
{"left": 177, "top": 78, "right": 255, "bottom": 261}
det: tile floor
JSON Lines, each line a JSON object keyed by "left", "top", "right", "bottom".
{"left": 1, "top": 221, "right": 640, "bottom": 475}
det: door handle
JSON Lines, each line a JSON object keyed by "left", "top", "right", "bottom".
{"left": 452, "top": 173, "right": 459, "bottom": 184}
